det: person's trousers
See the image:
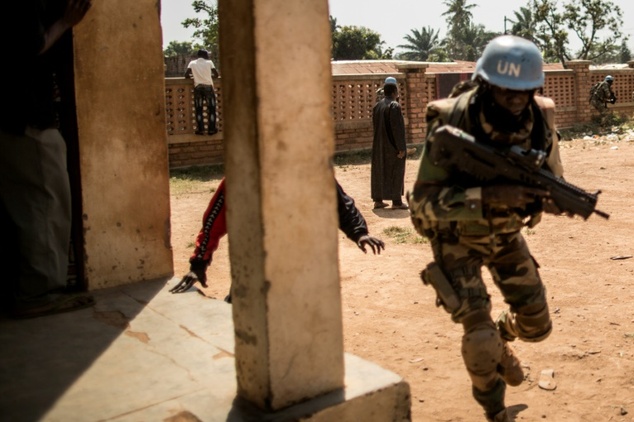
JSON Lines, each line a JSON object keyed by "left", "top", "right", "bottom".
{"left": 194, "top": 85, "right": 217, "bottom": 133}
{"left": 0, "top": 127, "right": 71, "bottom": 305}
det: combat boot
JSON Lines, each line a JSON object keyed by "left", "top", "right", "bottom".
{"left": 497, "top": 341, "right": 524, "bottom": 386}
{"left": 486, "top": 408, "right": 512, "bottom": 422}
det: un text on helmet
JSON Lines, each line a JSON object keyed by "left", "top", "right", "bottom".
{"left": 497, "top": 61, "right": 521, "bottom": 78}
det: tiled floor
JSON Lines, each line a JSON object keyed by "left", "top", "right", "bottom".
{"left": 0, "top": 278, "right": 409, "bottom": 422}
{"left": 0, "top": 278, "right": 237, "bottom": 422}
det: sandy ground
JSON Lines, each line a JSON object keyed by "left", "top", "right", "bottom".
{"left": 169, "top": 136, "right": 634, "bottom": 422}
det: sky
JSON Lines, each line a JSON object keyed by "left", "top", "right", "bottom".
{"left": 161, "top": 0, "right": 634, "bottom": 54}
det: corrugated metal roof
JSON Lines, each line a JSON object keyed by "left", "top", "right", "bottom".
{"left": 331, "top": 60, "right": 564, "bottom": 75}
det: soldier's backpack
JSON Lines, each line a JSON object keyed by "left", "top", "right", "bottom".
{"left": 588, "top": 82, "right": 601, "bottom": 103}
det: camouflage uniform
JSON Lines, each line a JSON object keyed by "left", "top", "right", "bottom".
{"left": 409, "top": 85, "right": 563, "bottom": 419}
{"left": 590, "top": 80, "right": 615, "bottom": 113}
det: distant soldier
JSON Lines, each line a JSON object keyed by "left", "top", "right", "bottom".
{"left": 590, "top": 75, "right": 616, "bottom": 113}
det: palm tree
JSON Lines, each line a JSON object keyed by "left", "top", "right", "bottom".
{"left": 442, "top": 0, "right": 478, "bottom": 60}
{"left": 508, "top": 6, "right": 538, "bottom": 43}
{"left": 460, "top": 23, "right": 498, "bottom": 61}
{"left": 397, "top": 27, "right": 444, "bottom": 61}
{"left": 442, "top": 0, "right": 477, "bottom": 34}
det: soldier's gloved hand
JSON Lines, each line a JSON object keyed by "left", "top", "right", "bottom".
{"left": 541, "top": 197, "right": 562, "bottom": 215}
{"left": 356, "top": 235, "right": 385, "bottom": 255}
{"left": 169, "top": 267, "right": 207, "bottom": 293}
{"left": 482, "top": 185, "right": 547, "bottom": 209}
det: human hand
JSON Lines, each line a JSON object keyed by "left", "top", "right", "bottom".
{"left": 482, "top": 185, "right": 547, "bottom": 208}
{"left": 541, "top": 197, "right": 562, "bottom": 215}
{"left": 169, "top": 269, "right": 207, "bottom": 293}
{"left": 397, "top": 150, "right": 405, "bottom": 159}
{"left": 357, "top": 235, "right": 385, "bottom": 255}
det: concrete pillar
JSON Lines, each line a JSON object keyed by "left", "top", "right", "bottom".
{"left": 218, "top": 0, "right": 344, "bottom": 411}
{"left": 73, "top": 0, "right": 173, "bottom": 289}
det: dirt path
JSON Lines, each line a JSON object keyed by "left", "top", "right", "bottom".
{"left": 170, "top": 137, "right": 634, "bottom": 421}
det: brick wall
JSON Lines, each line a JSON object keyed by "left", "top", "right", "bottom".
{"left": 166, "top": 60, "right": 634, "bottom": 169}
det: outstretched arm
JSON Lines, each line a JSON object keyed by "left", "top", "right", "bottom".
{"left": 336, "top": 180, "right": 384, "bottom": 254}
{"left": 170, "top": 178, "right": 228, "bottom": 293}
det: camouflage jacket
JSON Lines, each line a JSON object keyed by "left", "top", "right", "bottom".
{"left": 596, "top": 81, "right": 614, "bottom": 103}
{"left": 409, "top": 87, "right": 564, "bottom": 237}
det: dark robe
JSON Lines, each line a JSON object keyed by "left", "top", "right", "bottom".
{"left": 371, "top": 96, "right": 406, "bottom": 202}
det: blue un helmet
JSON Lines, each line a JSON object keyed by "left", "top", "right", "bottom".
{"left": 474, "top": 35, "right": 544, "bottom": 91}
{"left": 384, "top": 76, "right": 397, "bottom": 86}
{"left": 605, "top": 75, "right": 614, "bottom": 83}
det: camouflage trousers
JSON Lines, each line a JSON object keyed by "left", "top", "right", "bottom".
{"left": 427, "top": 230, "right": 551, "bottom": 416}
{"left": 590, "top": 98, "right": 608, "bottom": 113}
{"left": 430, "top": 230, "right": 548, "bottom": 322}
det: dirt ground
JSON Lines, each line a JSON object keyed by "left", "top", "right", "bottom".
{"left": 169, "top": 135, "right": 634, "bottom": 422}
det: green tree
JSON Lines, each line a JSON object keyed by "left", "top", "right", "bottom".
{"left": 442, "top": 0, "right": 478, "bottom": 60}
{"left": 597, "top": 38, "right": 632, "bottom": 64}
{"left": 460, "top": 23, "right": 498, "bottom": 61}
{"left": 531, "top": 0, "right": 625, "bottom": 65}
{"left": 163, "top": 41, "right": 195, "bottom": 58}
{"left": 397, "top": 27, "right": 448, "bottom": 61}
{"left": 619, "top": 39, "right": 632, "bottom": 63}
{"left": 507, "top": 6, "right": 539, "bottom": 43}
{"left": 329, "top": 15, "right": 340, "bottom": 34}
{"left": 182, "top": 0, "right": 219, "bottom": 62}
{"left": 332, "top": 25, "right": 388, "bottom": 60}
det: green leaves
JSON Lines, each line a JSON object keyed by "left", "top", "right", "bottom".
{"left": 331, "top": 24, "right": 390, "bottom": 60}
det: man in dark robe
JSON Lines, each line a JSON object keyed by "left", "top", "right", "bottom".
{"left": 371, "top": 76, "right": 407, "bottom": 210}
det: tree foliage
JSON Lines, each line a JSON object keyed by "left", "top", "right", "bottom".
{"left": 442, "top": 0, "right": 479, "bottom": 60}
{"left": 331, "top": 24, "right": 391, "bottom": 60}
{"left": 175, "top": 0, "right": 629, "bottom": 68}
{"left": 397, "top": 27, "right": 448, "bottom": 61}
{"left": 618, "top": 39, "right": 632, "bottom": 63}
{"left": 182, "top": 0, "right": 219, "bottom": 61}
{"left": 507, "top": 6, "right": 539, "bottom": 43}
{"left": 599, "top": 39, "right": 632, "bottom": 64}
{"left": 530, "top": 0, "right": 625, "bottom": 65}
{"left": 163, "top": 41, "right": 196, "bottom": 58}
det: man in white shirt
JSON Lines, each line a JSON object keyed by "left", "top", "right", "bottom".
{"left": 185, "top": 49, "right": 220, "bottom": 135}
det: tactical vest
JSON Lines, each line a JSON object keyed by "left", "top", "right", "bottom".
{"left": 422, "top": 88, "right": 563, "bottom": 236}
{"left": 431, "top": 87, "right": 562, "bottom": 177}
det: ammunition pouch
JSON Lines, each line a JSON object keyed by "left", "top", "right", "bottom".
{"left": 421, "top": 262, "right": 461, "bottom": 313}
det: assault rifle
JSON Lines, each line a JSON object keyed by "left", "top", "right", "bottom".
{"left": 428, "top": 125, "right": 610, "bottom": 220}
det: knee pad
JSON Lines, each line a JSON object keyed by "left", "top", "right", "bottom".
{"left": 461, "top": 320, "right": 504, "bottom": 391}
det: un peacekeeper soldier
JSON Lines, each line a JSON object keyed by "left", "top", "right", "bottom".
{"left": 590, "top": 74, "right": 616, "bottom": 113}
{"left": 408, "top": 35, "right": 564, "bottom": 422}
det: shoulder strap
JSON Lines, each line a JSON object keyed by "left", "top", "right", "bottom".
{"left": 529, "top": 95, "right": 559, "bottom": 175}
{"left": 446, "top": 88, "right": 478, "bottom": 131}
